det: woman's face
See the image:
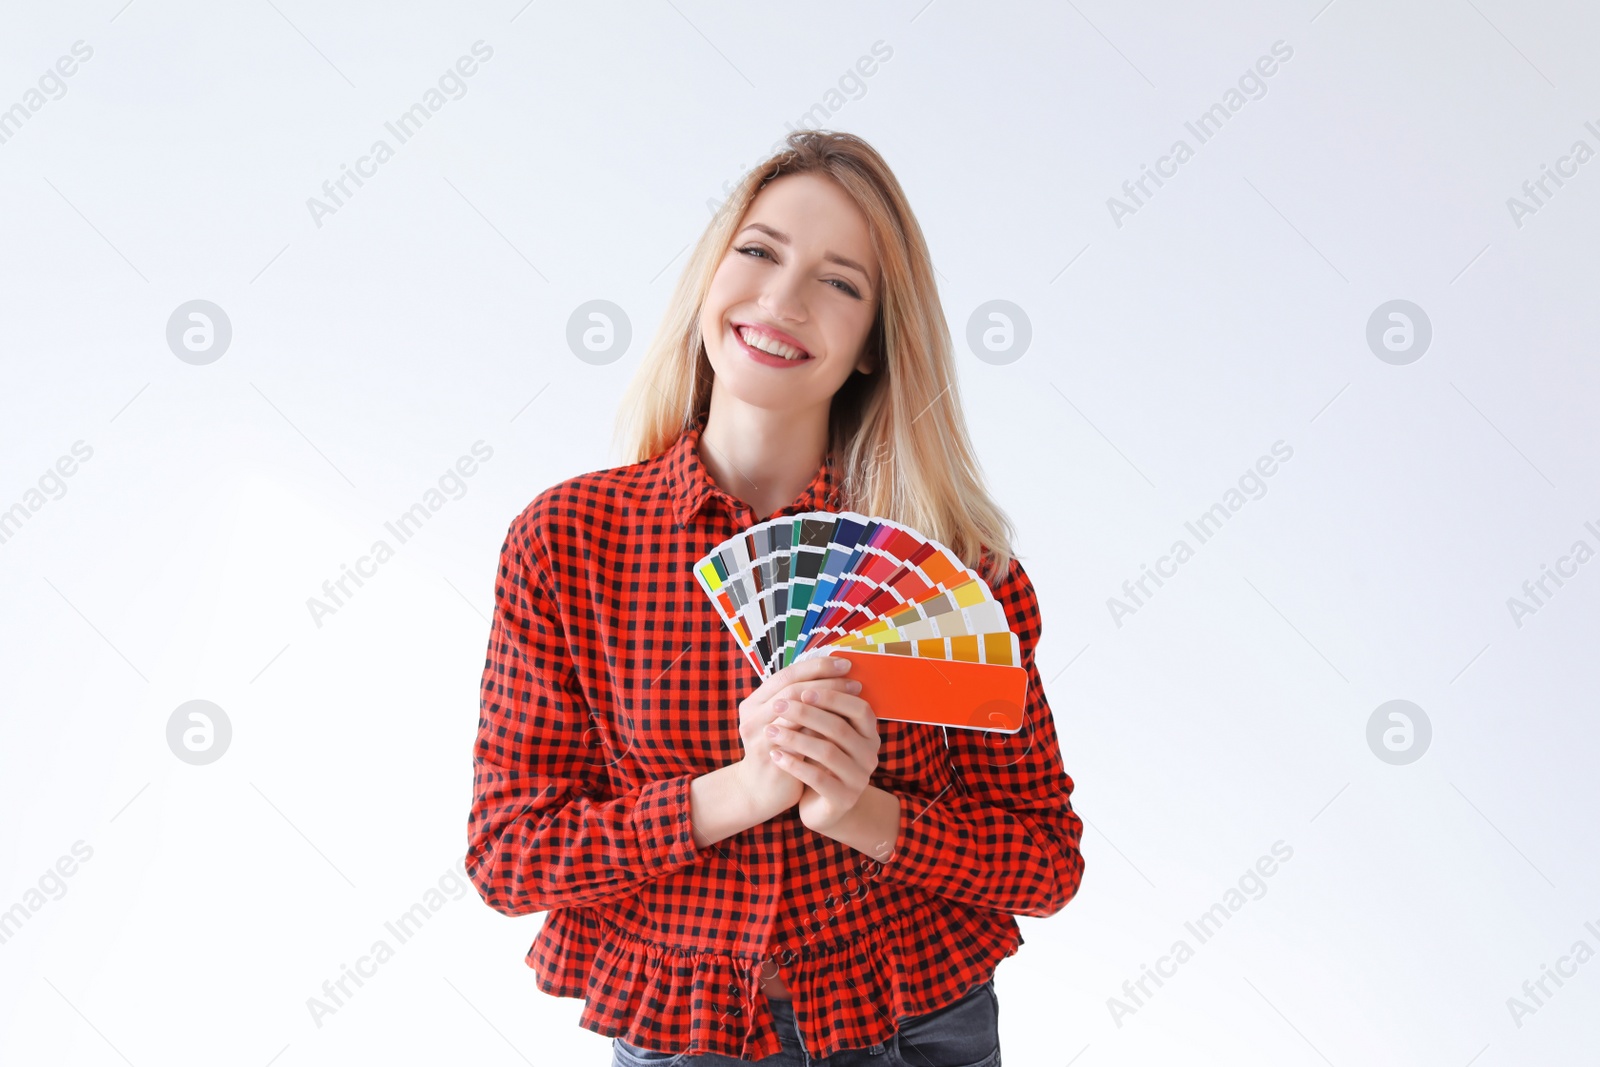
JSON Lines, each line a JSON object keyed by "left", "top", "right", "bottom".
{"left": 699, "top": 172, "right": 881, "bottom": 417}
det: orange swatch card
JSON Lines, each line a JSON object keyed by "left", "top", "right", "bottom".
{"left": 825, "top": 649, "right": 1027, "bottom": 734}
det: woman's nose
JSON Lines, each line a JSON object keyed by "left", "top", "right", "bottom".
{"left": 759, "top": 272, "right": 808, "bottom": 323}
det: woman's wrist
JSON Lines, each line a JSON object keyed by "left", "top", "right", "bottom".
{"left": 727, "top": 761, "right": 794, "bottom": 825}
{"left": 690, "top": 763, "right": 775, "bottom": 848}
{"left": 804, "top": 784, "right": 901, "bottom": 862}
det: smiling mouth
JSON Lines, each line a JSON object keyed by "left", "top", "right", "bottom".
{"left": 734, "top": 324, "right": 811, "bottom": 361}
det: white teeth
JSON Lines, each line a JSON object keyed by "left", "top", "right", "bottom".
{"left": 738, "top": 326, "right": 807, "bottom": 360}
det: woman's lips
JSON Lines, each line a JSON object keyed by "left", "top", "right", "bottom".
{"left": 733, "top": 326, "right": 813, "bottom": 368}
{"left": 733, "top": 321, "right": 811, "bottom": 357}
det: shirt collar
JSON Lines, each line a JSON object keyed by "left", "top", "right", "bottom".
{"left": 666, "top": 410, "right": 842, "bottom": 527}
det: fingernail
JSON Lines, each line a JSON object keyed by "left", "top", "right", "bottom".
{"left": 834, "top": 658, "right": 851, "bottom": 672}
{"left": 773, "top": 699, "right": 787, "bottom": 712}
{"left": 766, "top": 724, "right": 779, "bottom": 738}
{"left": 847, "top": 680, "right": 862, "bottom": 694}
{"left": 801, "top": 689, "right": 816, "bottom": 702}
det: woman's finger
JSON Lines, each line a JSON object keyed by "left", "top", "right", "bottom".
{"left": 770, "top": 744, "right": 829, "bottom": 787}
{"left": 755, "top": 655, "right": 852, "bottom": 702}
{"left": 785, "top": 684, "right": 877, "bottom": 741}
{"left": 776, "top": 697, "right": 871, "bottom": 755}
{"left": 770, "top": 713, "right": 871, "bottom": 784}
{"left": 767, "top": 720, "right": 845, "bottom": 769}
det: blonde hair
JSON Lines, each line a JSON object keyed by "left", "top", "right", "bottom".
{"left": 614, "top": 129, "right": 1017, "bottom": 587}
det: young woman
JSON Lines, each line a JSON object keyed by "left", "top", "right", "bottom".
{"left": 467, "top": 130, "right": 1085, "bottom": 1066}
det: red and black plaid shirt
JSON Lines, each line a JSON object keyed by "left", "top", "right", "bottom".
{"left": 466, "top": 411, "right": 1085, "bottom": 1060}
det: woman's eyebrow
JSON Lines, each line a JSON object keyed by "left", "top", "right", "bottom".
{"left": 739, "top": 223, "right": 872, "bottom": 287}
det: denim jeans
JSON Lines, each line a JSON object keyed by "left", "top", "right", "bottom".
{"left": 610, "top": 976, "right": 1000, "bottom": 1067}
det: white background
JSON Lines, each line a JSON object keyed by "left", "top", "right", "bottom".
{"left": 2, "top": 1, "right": 1597, "bottom": 1064}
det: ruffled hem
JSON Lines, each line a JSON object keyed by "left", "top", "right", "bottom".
{"left": 525, "top": 899, "right": 1023, "bottom": 1061}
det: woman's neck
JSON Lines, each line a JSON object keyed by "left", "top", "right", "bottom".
{"left": 698, "top": 403, "right": 828, "bottom": 519}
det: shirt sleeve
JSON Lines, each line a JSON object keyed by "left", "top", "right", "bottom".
{"left": 466, "top": 511, "right": 713, "bottom": 915}
{"left": 872, "top": 555, "right": 1086, "bottom": 918}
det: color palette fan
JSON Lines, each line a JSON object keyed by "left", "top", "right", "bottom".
{"left": 692, "top": 511, "right": 1027, "bottom": 733}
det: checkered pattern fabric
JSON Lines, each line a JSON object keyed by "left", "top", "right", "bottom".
{"left": 466, "top": 410, "right": 1084, "bottom": 1060}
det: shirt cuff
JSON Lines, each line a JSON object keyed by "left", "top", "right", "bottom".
{"left": 873, "top": 786, "right": 964, "bottom": 891}
{"left": 632, "top": 773, "right": 711, "bottom": 873}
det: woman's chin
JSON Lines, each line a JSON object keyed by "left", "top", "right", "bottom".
{"left": 707, "top": 364, "right": 815, "bottom": 405}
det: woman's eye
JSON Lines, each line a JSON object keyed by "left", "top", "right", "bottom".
{"left": 738, "top": 246, "right": 860, "bottom": 298}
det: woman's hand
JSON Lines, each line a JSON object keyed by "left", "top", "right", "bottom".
{"left": 735, "top": 655, "right": 859, "bottom": 820}
{"left": 766, "top": 665, "right": 881, "bottom": 834}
